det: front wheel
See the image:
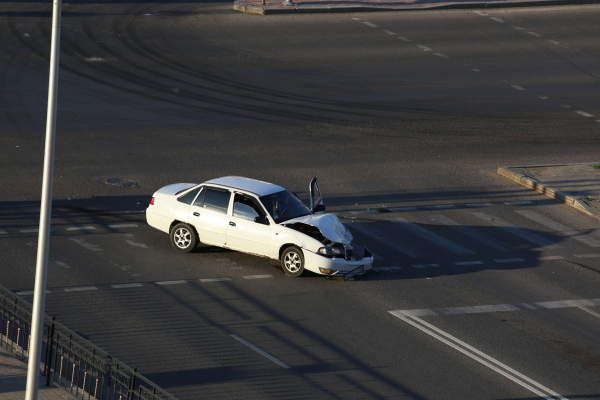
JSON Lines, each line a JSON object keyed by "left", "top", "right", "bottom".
{"left": 170, "top": 223, "right": 198, "bottom": 253}
{"left": 281, "top": 246, "right": 305, "bottom": 277}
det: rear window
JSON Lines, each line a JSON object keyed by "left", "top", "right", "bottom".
{"left": 177, "top": 187, "right": 201, "bottom": 205}
{"left": 202, "top": 189, "right": 230, "bottom": 214}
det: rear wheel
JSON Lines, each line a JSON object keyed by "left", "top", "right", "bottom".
{"left": 170, "top": 223, "right": 197, "bottom": 253}
{"left": 281, "top": 246, "right": 305, "bottom": 277}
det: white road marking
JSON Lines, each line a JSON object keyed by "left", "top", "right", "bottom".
{"left": 473, "top": 212, "right": 563, "bottom": 249}
{"left": 412, "top": 264, "right": 442, "bottom": 268}
{"left": 393, "top": 219, "right": 475, "bottom": 255}
{"left": 389, "top": 207, "right": 419, "bottom": 212}
{"left": 466, "top": 203, "right": 493, "bottom": 207}
{"left": 126, "top": 240, "right": 148, "bottom": 248}
{"left": 398, "top": 37, "right": 413, "bottom": 42}
{"left": 55, "top": 261, "right": 71, "bottom": 269}
{"left": 539, "top": 96, "right": 549, "bottom": 99}
{"left": 85, "top": 57, "right": 105, "bottom": 62}
{"left": 383, "top": 30, "right": 395, "bottom": 35}
{"left": 494, "top": 258, "right": 525, "bottom": 263}
{"left": 231, "top": 334, "right": 290, "bottom": 369}
{"left": 66, "top": 226, "right": 96, "bottom": 231}
{"left": 473, "top": 10, "right": 488, "bottom": 15}
{"left": 362, "top": 22, "right": 378, "bottom": 28}
{"left": 70, "top": 238, "right": 102, "bottom": 252}
{"left": 352, "top": 17, "right": 361, "bottom": 20}
{"left": 574, "top": 254, "right": 600, "bottom": 258}
{"left": 596, "top": 120, "right": 600, "bottom": 123}
{"left": 579, "top": 306, "right": 600, "bottom": 320}
{"left": 389, "top": 312, "right": 567, "bottom": 400}
{"left": 64, "top": 286, "right": 98, "bottom": 292}
{"left": 21, "top": 229, "right": 39, "bottom": 233}
{"left": 516, "top": 210, "right": 600, "bottom": 247}
{"left": 242, "top": 275, "right": 272, "bottom": 279}
{"left": 16, "top": 290, "right": 51, "bottom": 296}
{"left": 511, "top": 25, "right": 525, "bottom": 30}
{"left": 111, "top": 283, "right": 143, "bottom": 289}
{"left": 490, "top": 17, "right": 506, "bottom": 23}
{"left": 434, "top": 53, "right": 450, "bottom": 59}
{"left": 428, "top": 205, "right": 456, "bottom": 209}
{"left": 472, "top": 69, "right": 481, "bottom": 72}
{"left": 416, "top": 45, "right": 432, "bottom": 51}
{"left": 108, "top": 224, "right": 138, "bottom": 228}
{"left": 350, "top": 210, "right": 378, "bottom": 214}
{"left": 504, "top": 200, "right": 532, "bottom": 205}
{"left": 528, "top": 32, "right": 542, "bottom": 37}
{"left": 155, "top": 280, "right": 187, "bottom": 285}
{"left": 199, "top": 278, "right": 232, "bottom": 282}
{"left": 454, "top": 261, "right": 484, "bottom": 266}
{"left": 562, "top": 105, "right": 571, "bottom": 108}
{"left": 575, "top": 110, "right": 594, "bottom": 117}
{"left": 431, "top": 214, "right": 513, "bottom": 252}
{"left": 350, "top": 223, "right": 421, "bottom": 258}
{"left": 511, "top": 85, "right": 526, "bottom": 91}
{"left": 537, "top": 256, "right": 564, "bottom": 260}
{"left": 548, "top": 40, "right": 560, "bottom": 44}
{"left": 0, "top": 231, "right": 7, "bottom": 234}
{"left": 395, "top": 298, "right": 600, "bottom": 316}
{"left": 373, "top": 266, "right": 402, "bottom": 271}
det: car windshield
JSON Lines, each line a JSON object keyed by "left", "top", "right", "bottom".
{"left": 260, "top": 190, "right": 312, "bottom": 223}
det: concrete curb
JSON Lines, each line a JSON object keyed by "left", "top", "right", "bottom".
{"left": 233, "top": 0, "right": 600, "bottom": 15}
{"left": 497, "top": 164, "right": 600, "bottom": 220}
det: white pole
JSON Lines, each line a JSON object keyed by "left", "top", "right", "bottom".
{"left": 26, "top": 0, "right": 62, "bottom": 398}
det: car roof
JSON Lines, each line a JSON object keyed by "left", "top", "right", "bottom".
{"left": 204, "top": 176, "right": 285, "bottom": 196}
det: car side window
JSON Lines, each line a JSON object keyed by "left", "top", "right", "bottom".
{"left": 178, "top": 187, "right": 202, "bottom": 205}
{"left": 202, "top": 189, "right": 231, "bottom": 214}
{"left": 193, "top": 189, "right": 206, "bottom": 207}
{"left": 232, "top": 193, "right": 266, "bottom": 220}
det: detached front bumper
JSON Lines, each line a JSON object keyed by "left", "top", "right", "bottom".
{"left": 303, "top": 247, "right": 374, "bottom": 277}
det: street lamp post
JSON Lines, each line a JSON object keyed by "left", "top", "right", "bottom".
{"left": 25, "top": 0, "right": 62, "bottom": 398}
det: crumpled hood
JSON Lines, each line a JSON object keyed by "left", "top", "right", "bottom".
{"left": 283, "top": 213, "right": 353, "bottom": 244}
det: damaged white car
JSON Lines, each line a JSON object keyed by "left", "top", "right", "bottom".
{"left": 146, "top": 176, "right": 373, "bottom": 279}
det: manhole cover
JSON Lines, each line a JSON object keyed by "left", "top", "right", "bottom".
{"left": 103, "top": 178, "right": 137, "bottom": 188}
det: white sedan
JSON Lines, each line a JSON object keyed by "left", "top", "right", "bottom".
{"left": 146, "top": 176, "right": 373, "bottom": 278}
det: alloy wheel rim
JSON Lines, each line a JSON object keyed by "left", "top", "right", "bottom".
{"left": 284, "top": 252, "right": 301, "bottom": 273}
{"left": 174, "top": 228, "right": 191, "bottom": 249}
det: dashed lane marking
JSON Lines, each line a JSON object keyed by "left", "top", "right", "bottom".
{"left": 494, "top": 258, "right": 525, "bottom": 263}
{"left": 575, "top": 110, "right": 594, "bottom": 117}
{"left": 389, "top": 312, "right": 568, "bottom": 400}
{"left": 383, "top": 29, "right": 395, "bottom": 35}
{"left": 473, "top": 212, "right": 563, "bottom": 249}
{"left": 243, "top": 275, "right": 273, "bottom": 280}
{"left": 362, "top": 22, "right": 378, "bottom": 28}
{"left": 16, "top": 290, "right": 51, "bottom": 296}
{"left": 466, "top": 203, "right": 492, "bottom": 207}
{"left": 504, "top": 200, "right": 532, "bottom": 205}
{"left": 596, "top": 120, "right": 600, "bottom": 123}
{"left": 352, "top": 17, "right": 361, "bottom": 20}
{"left": 412, "top": 264, "right": 441, "bottom": 269}
{"left": 579, "top": 306, "right": 600, "bottom": 320}
{"left": 562, "top": 105, "right": 572, "bottom": 108}
{"left": 416, "top": 45, "right": 432, "bottom": 51}
{"left": 539, "top": 96, "right": 549, "bottom": 99}
{"left": 373, "top": 266, "right": 402, "bottom": 271}
{"left": 66, "top": 226, "right": 96, "bottom": 231}
{"left": 351, "top": 222, "right": 421, "bottom": 258}
{"left": 64, "top": 286, "right": 98, "bottom": 292}
{"left": 510, "top": 85, "right": 526, "bottom": 91}
{"left": 473, "top": 10, "right": 488, "bottom": 15}
{"left": 537, "top": 256, "right": 564, "bottom": 261}
{"left": 111, "top": 283, "right": 143, "bottom": 289}
{"left": 231, "top": 334, "right": 291, "bottom": 369}
{"left": 517, "top": 210, "right": 600, "bottom": 247}
{"left": 20, "top": 229, "right": 39, "bottom": 233}
{"left": 490, "top": 17, "right": 505, "bottom": 23}
{"left": 454, "top": 261, "right": 484, "bottom": 266}
{"left": 511, "top": 25, "right": 525, "bottom": 30}
{"left": 528, "top": 32, "right": 542, "bottom": 37}
{"left": 199, "top": 278, "right": 232, "bottom": 282}
{"left": 574, "top": 254, "right": 600, "bottom": 259}
{"left": 472, "top": 69, "right": 481, "bottom": 72}
{"left": 155, "top": 280, "right": 187, "bottom": 285}
{"left": 398, "top": 37, "right": 413, "bottom": 42}
{"left": 431, "top": 215, "right": 513, "bottom": 253}
{"left": 108, "top": 224, "right": 138, "bottom": 228}
{"left": 393, "top": 218, "right": 475, "bottom": 255}
{"left": 0, "top": 231, "right": 6, "bottom": 234}
{"left": 549, "top": 40, "right": 560, "bottom": 44}
{"left": 434, "top": 53, "right": 450, "bottom": 59}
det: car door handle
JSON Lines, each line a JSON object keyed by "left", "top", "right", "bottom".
{"left": 229, "top": 221, "right": 236, "bottom": 227}
{"left": 193, "top": 212, "right": 200, "bottom": 217}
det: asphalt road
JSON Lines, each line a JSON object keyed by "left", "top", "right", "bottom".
{"left": 1, "top": 2, "right": 600, "bottom": 399}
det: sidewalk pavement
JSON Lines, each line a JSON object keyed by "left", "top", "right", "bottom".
{"left": 233, "top": 0, "right": 597, "bottom": 15}
{"left": 0, "top": 345, "right": 75, "bottom": 400}
{"left": 498, "top": 162, "right": 600, "bottom": 220}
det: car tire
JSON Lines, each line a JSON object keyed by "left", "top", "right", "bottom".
{"left": 170, "top": 223, "right": 197, "bottom": 253}
{"left": 281, "top": 246, "right": 305, "bottom": 277}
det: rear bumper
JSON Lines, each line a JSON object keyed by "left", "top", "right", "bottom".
{"left": 303, "top": 249, "right": 374, "bottom": 276}
{"left": 146, "top": 207, "right": 172, "bottom": 234}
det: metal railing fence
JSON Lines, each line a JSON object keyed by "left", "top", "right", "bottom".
{"left": 0, "top": 285, "right": 178, "bottom": 400}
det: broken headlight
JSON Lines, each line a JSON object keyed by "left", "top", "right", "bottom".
{"left": 317, "top": 246, "right": 344, "bottom": 257}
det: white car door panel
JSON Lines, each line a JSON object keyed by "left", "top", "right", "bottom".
{"left": 227, "top": 216, "right": 273, "bottom": 257}
{"left": 189, "top": 188, "right": 231, "bottom": 246}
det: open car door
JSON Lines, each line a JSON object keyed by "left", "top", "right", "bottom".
{"left": 309, "top": 177, "right": 326, "bottom": 213}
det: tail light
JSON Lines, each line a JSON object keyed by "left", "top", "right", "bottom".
{"left": 150, "top": 197, "right": 155, "bottom": 205}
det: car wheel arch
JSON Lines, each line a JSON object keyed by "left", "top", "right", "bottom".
{"left": 170, "top": 220, "right": 199, "bottom": 238}
{"left": 279, "top": 243, "right": 302, "bottom": 260}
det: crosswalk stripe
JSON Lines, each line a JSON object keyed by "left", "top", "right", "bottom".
{"left": 430, "top": 215, "right": 513, "bottom": 253}
{"left": 393, "top": 219, "right": 475, "bottom": 255}
{"left": 516, "top": 210, "right": 600, "bottom": 248}
{"left": 472, "top": 212, "right": 563, "bottom": 249}
{"left": 350, "top": 223, "right": 420, "bottom": 258}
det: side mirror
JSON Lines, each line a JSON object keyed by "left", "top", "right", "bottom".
{"left": 314, "top": 204, "right": 326, "bottom": 213}
{"left": 254, "top": 216, "right": 270, "bottom": 225}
